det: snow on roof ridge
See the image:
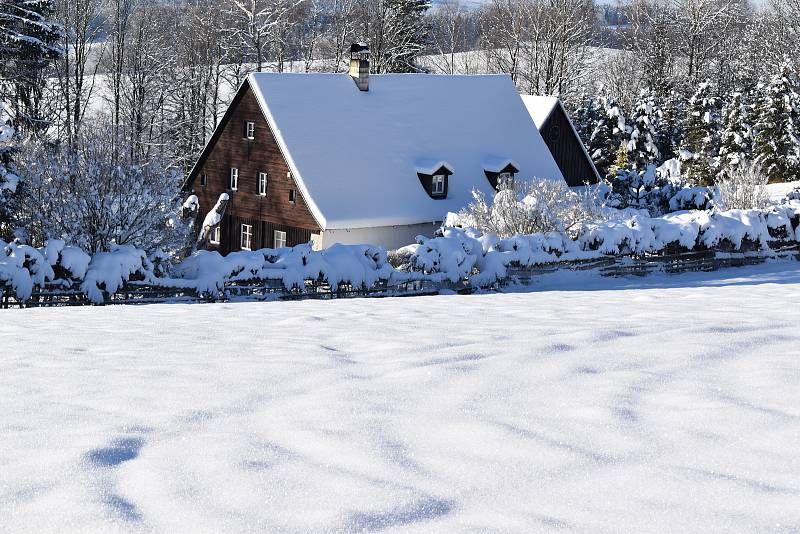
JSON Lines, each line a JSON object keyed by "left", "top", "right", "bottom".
{"left": 520, "top": 95, "right": 560, "bottom": 128}
{"left": 482, "top": 156, "right": 520, "bottom": 173}
{"left": 415, "top": 160, "right": 454, "bottom": 175}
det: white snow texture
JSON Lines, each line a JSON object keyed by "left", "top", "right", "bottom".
{"left": 1, "top": 263, "right": 800, "bottom": 532}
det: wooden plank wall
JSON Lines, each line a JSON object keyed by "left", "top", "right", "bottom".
{"left": 189, "top": 81, "right": 321, "bottom": 254}
{"left": 541, "top": 108, "right": 600, "bottom": 187}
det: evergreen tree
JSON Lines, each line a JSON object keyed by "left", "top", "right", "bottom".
{"left": 626, "top": 89, "right": 661, "bottom": 170}
{"left": 718, "top": 92, "right": 752, "bottom": 177}
{"left": 0, "top": 103, "right": 20, "bottom": 236}
{"left": 751, "top": 63, "right": 800, "bottom": 183}
{"left": 571, "top": 94, "right": 602, "bottom": 146}
{"left": 681, "top": 81, "right": 721, "bottom": 186}
{"left": 372, "top": 0, "right": 431, "bottom": 73}
{"left": 657, "top": 88, "right": 685, "bottom": 163}
{"left": 0, "top": 0, "right": 62, "bottom": 136}
{"left": 589, "top": 96, "right": 627, "bottom": 177}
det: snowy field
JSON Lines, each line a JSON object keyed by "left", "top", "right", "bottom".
{"left": 2, "top": 262, "right": 800, "bottom": 533}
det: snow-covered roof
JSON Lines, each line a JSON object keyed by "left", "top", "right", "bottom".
{"left": 247, "top": 72, "right": 565, "bottom": 230}
{"left": 483, "top": 156, "right": 520, "bottom": 173}
{"left": 520, "top": 95, "right": 560, "bottom": 128}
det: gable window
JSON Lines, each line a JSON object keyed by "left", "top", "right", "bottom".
{"left": 209, "top": 225, "right": 221, "bottom": 245}
{"left": 274, "top": 230, "right": 287, "bottom": 248}
{"left": 288, "top": 189, "right": 296, "bottom": 203}
{"left": 230, "top": 167, "right": 239, "bottom": 190}
{"left": 244, "top": 121, "right": 255, "bottom": 140}
{"left": 431, "top": 174, "right": 446, "bottom": 195}
{"left": 240, "top": 223, "right": 253, "bottom": 250}
{"left": 258, "top": 172, "right": 268, "bottom": 196}
{"left": 200, "top": 174, "right": 207, "bottom": 187}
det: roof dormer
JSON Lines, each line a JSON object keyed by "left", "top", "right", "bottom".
{"left": 416, "top": 160, "right": 453, "bottom": 199}
{"left": 483, "top": 157, "right": 520, "bottom": 190}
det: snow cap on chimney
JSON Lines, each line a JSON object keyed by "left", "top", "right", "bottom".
{"left": 349, "top": 42, "right": 370, "bottom": 91}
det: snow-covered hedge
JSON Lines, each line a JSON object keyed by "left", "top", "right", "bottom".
{"left": 2, "top": 202, "right": 799, "bottom": 304}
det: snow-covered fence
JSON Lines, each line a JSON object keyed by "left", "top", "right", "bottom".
{"left": 2, "top": 203, "right": 799, "bottom": 308}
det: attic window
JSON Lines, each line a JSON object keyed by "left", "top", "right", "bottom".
{"left": 258, "top": 172, "right": 267, "bottom": 196}
{"left": 432, "top": 175, "right": 445, "bottom": 195}
{"left": 288, "top": 189, "right": 296, "bottom": 203}
{"left": 230, "top": 168, "right": 239, "bottom": 190}
{"left": 416, "top": 162, "right": 452, "bottom": 199}
{"left": 497, "top": 172, "right": 514, "bottom": 186}
{"left": 244, "top": 121, "right": 255, "bottom": 140}
{"left": 484, "top": 160, "right": 519, "bottom": 190}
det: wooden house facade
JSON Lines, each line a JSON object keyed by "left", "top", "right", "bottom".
{"left": 521, "top": 95, "right": 601, "bottom": 187}
{"left": 185, "top": 46, "right": 569, "bottom": 253}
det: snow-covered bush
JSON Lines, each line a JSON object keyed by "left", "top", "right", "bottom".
{"left": 455, "top": 177, "right": 604, "bottom": 238}
{"left": 13, "top": 121, "right": 193, "bottom": 255}
{"left": 716, "top": 161, "right": 769, "bottom": 210}
{"left": 605, "top": 164, "right": 713, "bottom": 215}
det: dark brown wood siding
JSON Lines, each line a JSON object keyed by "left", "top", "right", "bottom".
{"left": 540, "top": 107, "right": 600, "bottom": 187}
{"left": 186, "top": 80, "right": 321, "bottom": 254}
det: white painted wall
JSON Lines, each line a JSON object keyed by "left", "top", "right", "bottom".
{"left": 321, "top": 222, "right": 441, "bottom": 251}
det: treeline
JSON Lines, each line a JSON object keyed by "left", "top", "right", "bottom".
{"left": 2, "top": 0, "right": 800, "bottom": 252}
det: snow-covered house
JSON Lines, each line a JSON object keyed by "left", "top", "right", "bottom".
{"left": 185, "top": 46, "right": 564, "bottom": 252}
{"left": 521, "top": 95, "right": 601, "bottom": 187}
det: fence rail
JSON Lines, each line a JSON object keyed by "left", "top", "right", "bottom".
{"left": 2, "top": 245, "right": 798, "bottom": 309}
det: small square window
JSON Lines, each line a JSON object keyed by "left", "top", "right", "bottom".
{"left": 209, "top": 225, "right": 221, "bottom": 245}
{"left": 200, "top": 174, "right": 207, "bottom": 187}
{"left": 288, "top": 189, "right": 296, "bottom": 203}
{"left": 497, "top": 172, "right": 514, "bottom": 187}
{"left": 258, "top": 172, "right": 268, "bottom": 196}
{"left": 432, "top": 174, "right": 445, "bottom": 195}
{"left": 274, "top": 230, "right": 287, "bottom": 248}
{"left": 244, "top": 121, "right": 255, "bottom": 140}
{"left": 240, "top": 223, "right": 253, "bottom": 250}
{"left": 230, "top": 168, "right": 238, "bottom": 190}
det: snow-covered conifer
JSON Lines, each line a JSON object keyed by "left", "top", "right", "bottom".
{"left": 718, "top": 92, "right": 752, "bottom": 177}
{"left": 626, "top": 89, "right": 662, "bottom": 170}
{"left": 0, "top": 0, "right": 62, "bottom": 135}
{"left": 681, "top": 81, "right": 721, "bottom": 185}
{"left": 0, "top": 103, "right": 20, "bottom": 236}
{"left": 589, "top": 96, "right": 627, "bottom": 177}
{"left": 657, "top": 89, "right": 685, "bottom": 163}
{"left": 751, "top": 63, "right": 800, "bottom": 183}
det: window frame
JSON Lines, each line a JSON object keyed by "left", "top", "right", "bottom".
{"left": 244, "top": 121, "right": 255, "bottom": 140}
{"left": 431, "top": 174, "right": 446, "bottom": 195}
{"left": 258, "top": 172, "right": 268, "bottom": 196}
{"left": 240, "top": 223, "right": 253, "bottom": 251}
{"left": 497, "top": 171, "right": 514, "bottom": 187}
{"left": 288, "top": 189, "right": 296, "bottom": 203}
{"left": 230, "top": 167, "right": 239, "bottom": 191}
{"left": 209, "top": 225, "right": 221, "bottom": 245}
{"left": 274, "top": 230, "right": 287, "bottom": 249}
{"left": 200, "top": 174, "right": 207, "bottom": 187}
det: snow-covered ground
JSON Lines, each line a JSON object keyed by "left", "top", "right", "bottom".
{"left": 2, "top": 261, "right": 800, "bottom": 533}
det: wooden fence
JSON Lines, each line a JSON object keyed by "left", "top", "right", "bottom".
{"left": 2, "top": 245, "right": 798, "bottom": 309}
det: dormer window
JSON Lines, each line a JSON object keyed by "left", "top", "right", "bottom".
{"left": 244, "top": 121, "right": 255, "bottom": 140}
{"left": 432, "top": 174, "right": 445, "bottom": 195}
{"left": 229, "top": 167, "right": 239, "bottom": 190}
{"left": 484, "top": 159, "right": 520, "bottom": 190}
{"left": 416, "top": 161, "right": 453, "bottom": 199}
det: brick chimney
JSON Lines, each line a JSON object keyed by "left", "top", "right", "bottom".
{"left": 349, "top": 43, "right": 370, "bottom": 91}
